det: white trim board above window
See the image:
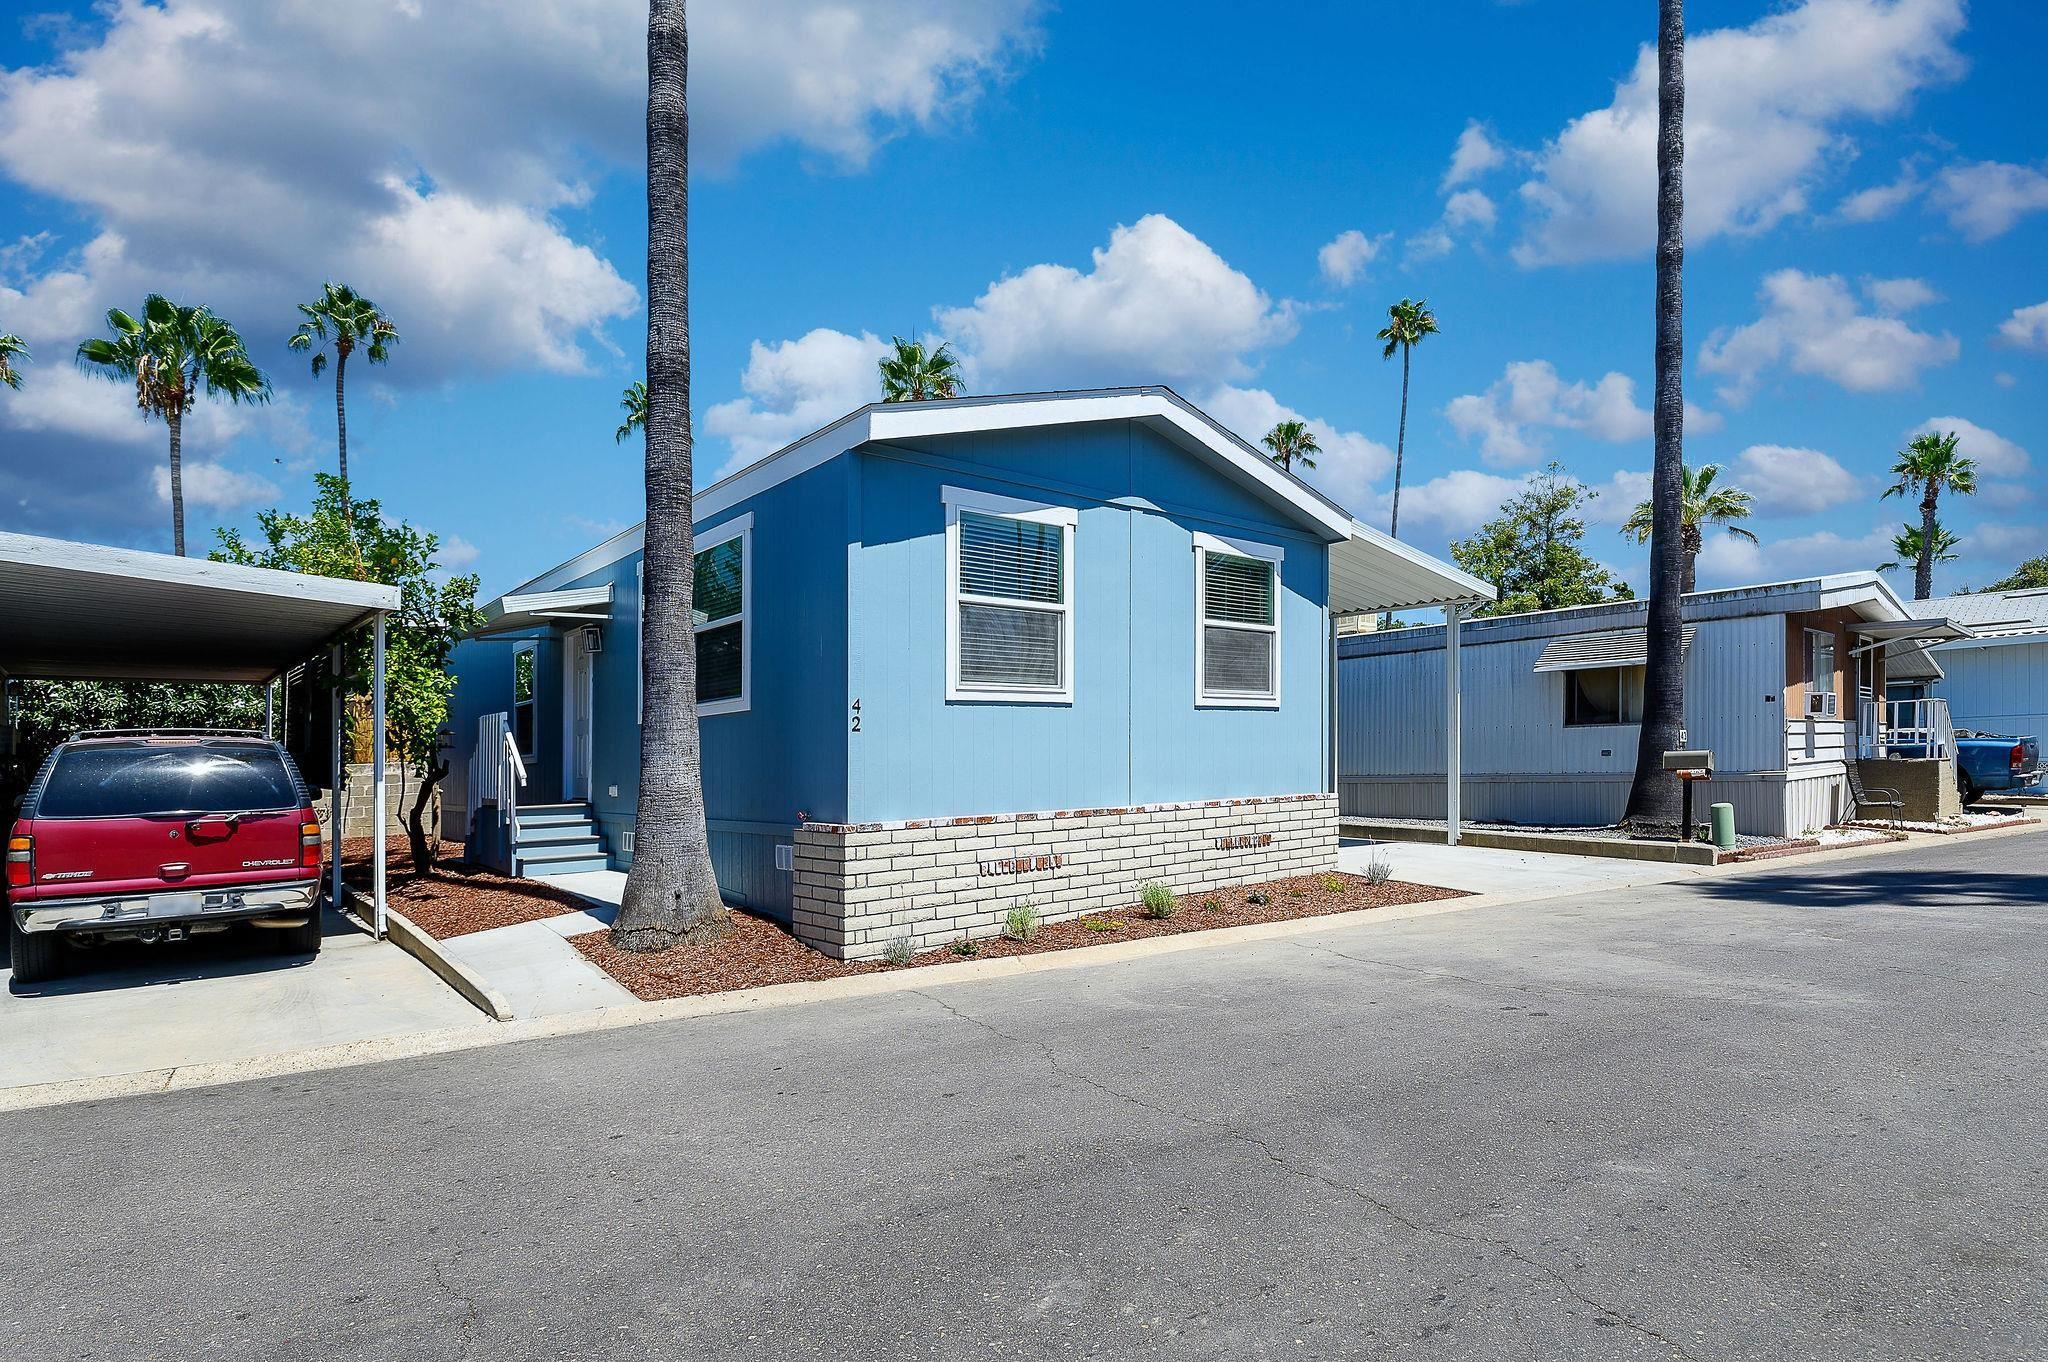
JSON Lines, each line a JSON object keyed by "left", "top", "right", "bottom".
{"left": 943, "top": 486, "right": 1077, "bottom": 704}
{"left": 1194, "top": 532, "right": 1281, "bottom": 708}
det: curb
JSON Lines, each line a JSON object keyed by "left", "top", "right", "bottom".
{"left": 341, "top": 888, "right": 515, "bottom": 1023}
{"left": 1343, "top": 820, "right": 1721, "bottom": 865}
{"left": 3, "top": 820, "right": 2040, "bottom": 1115}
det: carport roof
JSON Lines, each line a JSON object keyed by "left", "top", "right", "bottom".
{"left": 0, "top": 532, "right": 399, "bottom": 684}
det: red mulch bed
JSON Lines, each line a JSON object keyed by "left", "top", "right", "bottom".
{"left": 339, "top": 835, "right": 593, "bottom": 939}
{"left": 574, "top": 872, "right": 1465, "bottom": 1003}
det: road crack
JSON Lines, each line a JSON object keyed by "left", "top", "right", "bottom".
{"left": 429, "top": 1259, "right": 481, "bottom": 1358}
{"left": 911, "top": 986, "right": 1698, "bottom": 1360}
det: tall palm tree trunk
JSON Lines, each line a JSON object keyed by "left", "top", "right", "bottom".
{"left": 1624, "top": 0, "right": 1687, "bottom": 832}
{"left": 334, "top": 348, "right": 354, "bottom": 525}
{"left": 1915, "top": 488, "right": 1938, "bottom": 601}
{"left": 614, "top": 0, "right": 729, "bottom": 951}
{"left": 1390, "top": 346, "right": 1410, "bottom": 540}
{"left": 1680, "top": 524, "right": 1700, "bottom": 595}
{"left": 167, "top": 407, "right": 186, "bottom": 557}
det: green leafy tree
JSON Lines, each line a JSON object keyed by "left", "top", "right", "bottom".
{"left": 0, "top": 332, "right": 27, "bottom": 390}
{"left": 214, "top": 475, "right": 482, "bottom": 874}
{"left": 1450, "top": 463, "right": 1635, "bottom": 616}
{"left": 1883, "top": 430, "right": 1977, "bottom": 601}
{"left": 615, "top": 379, "right": 648, "bottom": 443}
{"left": 288, "top": 283, "right": 399, "bottom": 529}
{"left": 3, "top": 681, "right": 264, "bottom": 813}
{"left": 617, "top": 0, "right": 731, "bottom": 952}
{"left": 1261, "top": 419, "right": 1320, "bottom": 474}
{"left": 1878, "top": 523, "right": 1960, "bottom": 578}
{"left": 1619, "top": 461, "right": 1756, "bottom": 594}
{"left": 77, "top": 295, "right": 270, "bottom": 556}
{"left": 1376, "top": 298, "right": 1439, "bottom": 541}
{"left": 1982, "top": 554, "right": 2048, "bottom": 592}
{"left": 1623, "top": 0, "right": 1688, "bottom": 833}
{"left": 878, "top": 335, "right": 963, "bottom": 402}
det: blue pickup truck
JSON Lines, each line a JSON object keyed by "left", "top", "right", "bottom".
{"left": 1953, "top": 731, "right": 2043, "bottom": 804}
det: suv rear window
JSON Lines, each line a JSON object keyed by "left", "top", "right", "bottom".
{"left": 36, "top": 745, "right": 301, "bottom": 819}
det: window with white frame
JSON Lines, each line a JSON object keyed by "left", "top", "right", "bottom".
{"left": 692, "top": 515, "right": 751, "bottom": 715}
{"left": 512, "top": 643, "right": 537, "bottom": 757}
{"left": 1805, "top": 628, "right": 1838, "bottom": 717}
{"left": 945, "top": 487, "right": 1076, "bottom": 703}
{"left": 1195, "top": 534, "right": 1281, "bottom": 707}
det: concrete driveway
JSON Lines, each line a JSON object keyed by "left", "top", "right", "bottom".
{"left": 1, "top": 903, "right": 487, "bottom": 1093}
{"left": 1341, "top": 834, "right": 1708, "bottom": 896}
{"left": 1, "top": 828, "right": 2040, "bottom": 1360}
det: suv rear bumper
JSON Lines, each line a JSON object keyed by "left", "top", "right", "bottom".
{"left": 12, "top": 882, "right": 320, "bottom": 935}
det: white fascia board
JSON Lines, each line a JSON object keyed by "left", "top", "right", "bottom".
{"left": 0, "top": 530, "right": 400, "bottom": 612}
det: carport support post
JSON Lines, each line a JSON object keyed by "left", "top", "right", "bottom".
{"left": 1445, "top": 600, "right": 1464, "bottom": 846}
{"left": 372, "top": 615, "right": 388, "bottom": 939}
{"left": 328, "top": 646, "right": 343, "bottom": 913}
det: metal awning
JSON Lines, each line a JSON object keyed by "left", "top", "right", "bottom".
{"left": 1850, "top": 617, "right": 1977, "bottom": 646}
{"left": 1532, "top": 625, "right": 1697, "bottom": 673}
{"left": 473, "top": 583, "right": 614, "bottom": 637}
{"left": 0, "top": 531, "right": 398, "bottom": 683}
{"left": 1329, "top": 520, "right": 1494, "bottom": 614}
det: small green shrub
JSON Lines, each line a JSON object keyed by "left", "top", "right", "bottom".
{"left": 950, "top": 936, "right": 981, "bottom": 958}
{"left": 1322, "top": 874, "right": 1346, "bottom": 893}
{"left": 1246, "top": 889, "right": 1271, "bottom": 907}
{"left": 882, "top": 932, "right": 916, "bottom": 966}
{"left": 1003, "top": 902, "right": 1041, "bottom": 942}
{"left": 1081, "top": 916, "right": 1119, "bottom": 932}
{"left": 1364, "top": 853, "right": 1393, "bottom": 886}
{"left": 1138, "top": 881, "right": 1176, "bottom": 919}
{"left": 1201, "top": 897, "right": 1222, "bottom": 912}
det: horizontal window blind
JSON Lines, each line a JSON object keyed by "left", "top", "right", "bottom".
{"left": 1199, "top": 548, "right": 1277, "bottom": 701}
{"left": 1202, "top": 552, "right": 1273, "bottom": 626}
{"left": 1202, "top": 625, "right": 1273, "bottom": 695}
{"left": 959, "top": 511, "right": 1063, "bottom": 604}
{"left": 959, "top": 603, "right": 1062, "bottom": 689}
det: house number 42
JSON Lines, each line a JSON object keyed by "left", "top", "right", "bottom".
{"left": 850, "top": 698, "right": 861, "bottom": 733}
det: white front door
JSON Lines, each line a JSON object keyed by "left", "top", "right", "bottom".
{"left": 564, "top": 634, "right": 594, "bottom": 800}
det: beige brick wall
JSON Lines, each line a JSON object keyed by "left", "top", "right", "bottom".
{"left": 792, "top": 794, "right": 1338, "bottom": 960}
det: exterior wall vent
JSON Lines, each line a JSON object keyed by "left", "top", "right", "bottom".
{"left": 775, "top": 843, "right": 795, "bottom": 872}
{"left": 620, "top": 830, "right": 635, "bottom": 856}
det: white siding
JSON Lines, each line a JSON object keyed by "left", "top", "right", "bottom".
{"left": 1932, "top": 640, "right": 2048, "bottom": 741}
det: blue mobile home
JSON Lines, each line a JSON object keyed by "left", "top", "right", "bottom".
{"left": 1919, "top": 587, "right": 2048, "bottom": 751}
{"left": 448, "top": 389, "right": 1488, "bottom": 958}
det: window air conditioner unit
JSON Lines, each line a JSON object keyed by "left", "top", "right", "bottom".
{"left": 1808, "top": 690, "right": 1837, "bottom": 718}
{"left": 581, "top": 625, "right": 603, "bottom": 653}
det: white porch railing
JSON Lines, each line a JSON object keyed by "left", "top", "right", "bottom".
{"left": 466, "top": 711, "right": 527, "bottom": 830}
{"left": 1856, "top": 696, "right": 1955, "bottom": 760}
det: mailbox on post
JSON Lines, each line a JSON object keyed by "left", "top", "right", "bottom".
{"left": 1662, "top": 750, "right": 1714, "bottom": 842}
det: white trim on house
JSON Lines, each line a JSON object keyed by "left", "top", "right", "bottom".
{"left": 694, "top": 513, "right": 753, "bottom": 718}
{"left": 943, "top": 484, "right": 1078, "bottom": 705}
{"left": 512, "top": 640, "right": 539, "bottom": 763}
{"left": 1194, "top": 531, "right": 1283, "bottom": 710}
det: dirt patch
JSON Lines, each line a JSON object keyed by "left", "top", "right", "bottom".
{"left": 575, "top": 872, "right": 1465, "bottom": 1003}
{"left": 339, "top": 835, "right": 591, "bottom": 939}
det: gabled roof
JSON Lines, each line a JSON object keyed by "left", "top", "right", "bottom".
{"left": 1921, "top": 587, "right": 2048, "bottom": 642}
{"left": 487, "top": 387, "right": 1491, "bottom": 616}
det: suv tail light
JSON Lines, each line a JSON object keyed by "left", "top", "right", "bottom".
{"left": 299, "top": 812, "right": 323, "bottom": 870}
{"left": 2014, "top": 744, "right": 2028, "bottom": 774}
{"left": 5, "top": 833, "right": 32, "bottom": 890}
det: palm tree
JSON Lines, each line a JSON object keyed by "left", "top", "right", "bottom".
{"left": 288, "top": 283, "right": 399, "bottom": 526}
{"left": 615, "top": 379, "right": 648, "bottom": 443}
{"left": 1376, "top": 298, "right": 1438, "bottom": 540}
{"left": 0, "top": 333, "right": 26, "bottom": 390}
{"left": 77, "top": 296, "right": 270, "bottom": 555}
{"left": 1620, "top": 462, "right": 1756, "bottom": 594}
{"left": 1878, "top": 523, "right": 1960, "bottom": 578}
{"left": 878, "top": 336, "right": 962, "bottom": 402}
{"left": 1262, "top": 419, "right": 1320, "bottom": 474}
{"left": 1622, "top": 0, "right": 1687, "bottom": 833}
{"left": 1882, "top": 430, "right": 1976, "bottom": 601}
{"left": 613, "top": 0, "right": 730, "bottom": 952}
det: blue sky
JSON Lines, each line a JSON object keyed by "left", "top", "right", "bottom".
{"left": 1, "top": 0, "right": 2042, "bottom": 601}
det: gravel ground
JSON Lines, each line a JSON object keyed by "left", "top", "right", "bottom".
{"left": 1350, "top": 814, "right": 1792, "bottom": 850}
{"left": 577, "top": 871, "right": 1465, "bottom": 1001}
{"left": 339, "top": 835, "right": 591, "bottom": 938}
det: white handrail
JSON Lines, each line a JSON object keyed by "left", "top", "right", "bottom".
{"left": 503, "top": 729, "right": 528, "bottom": 787}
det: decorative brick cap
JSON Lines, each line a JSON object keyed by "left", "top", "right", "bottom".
{"left": 795, "top": 792, "right": 1332, "bottom": 836}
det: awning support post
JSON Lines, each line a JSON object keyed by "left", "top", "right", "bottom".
{"left": 1445, "top": 600, "right": 1465, "bottom": 846}
{"left": 329, "top": 646, "right": 344, "bottom": 914}
{"left": 372, "top": 615, "right": 388, "bottom": 940}
{"left": 264, "top": 681, "right": 275, "bottom": 739}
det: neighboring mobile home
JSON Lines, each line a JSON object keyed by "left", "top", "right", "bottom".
{"left": 1917, "top": 586, "right": 2048, "bottom": 743}
{"left": 447, "top": 388, "right": 1490, "bottom": 958}
{"left": 1336, "top": 573, "right": 1973, "bottom": 836}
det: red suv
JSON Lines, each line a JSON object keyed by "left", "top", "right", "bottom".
{"left": 6, "top": 731, "right": 324, "bottom": 985}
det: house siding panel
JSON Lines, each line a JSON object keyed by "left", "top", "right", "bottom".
{"left": 1933, "top": 638, "right": 2048, "bottom": 742}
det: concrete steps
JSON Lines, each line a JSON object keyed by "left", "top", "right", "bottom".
{"left": 512, "top": 803, "right": 609, "bottom": 876}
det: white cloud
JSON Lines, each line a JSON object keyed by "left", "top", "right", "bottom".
{"left": 151, "top": 460, "right": 280, "bottom": 513}
{"left": 1513, "top": 0, "right": 1967, "bottom": 265}
{"left": 1731, "top": 445, "right": 1866, "bottom": 515}
{"left": 934, "top": 214, "right": 1298, "bottom": 391}
{"left": 1699, "top": 269, "right": 1959, "bottom": 404}
{"left": 1908, "top": 416, "right": 2031, "bottom": 477}
{"left": 438, "top": 534, "right": 481, "bottom": 571}
{"left": 1198, "top": 385, "right": 1393, "bottom": 516}
{"left": 1997, "top": 301, "right": 2048, "bottom": 351}
{"left": 1861, "top": 276, "right": 1938, "bottom": 313}
{"left": 1443, "top": 121, "right": 1507, "bottom": 190}
{"left": 702, "top": 327, "right": 891, "bottom": 474}
{"left": 1317, "top": 230, "right": 1388, "bottom": 288}
{"left": 1697, "top": 523, "right": 1897, "bottom": 589}
{"left": 1931, "top": 160, "right": 2048, "bottom": 242}
{"left": 1443, "top": 189, "right": 1498, "bottom": 232}
{"left": 1835, "top": 159, "right": 1923, "bottom": 222}
{"left": 1443, "top": 359, "right": 1718, "bottom": 467}
{"left": 1582, "top": 468, "right": 1652, "bottom": 525}
{"left": 1994, "top": 371, "right": 2018, "bottom": 389}
{"left": 1374, "top": 468, "right": 1528, "bottom": 538}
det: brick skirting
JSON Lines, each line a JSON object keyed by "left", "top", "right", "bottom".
{"left": 791, "top": 793, "right": 1339, "bottom": 960}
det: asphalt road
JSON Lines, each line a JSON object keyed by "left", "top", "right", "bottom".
{"left": 3, "top": 831, "right": 2043, "bottom": 1361}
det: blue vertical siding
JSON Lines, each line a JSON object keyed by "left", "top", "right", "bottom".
{"left": 1933, "top": 639, "right": 2048, "bottom": 742}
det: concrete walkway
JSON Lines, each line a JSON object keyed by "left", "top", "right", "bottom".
{"left": 1340, "top": 835, "right": 1708, "bottom": 897}
{"left": 0, "top": 905, "right": 486, "bottom": 1091}
{"left": 434, "top": 876, "right": 635, "bottom": 1020}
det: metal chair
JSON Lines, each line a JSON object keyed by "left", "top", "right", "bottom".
{"left": 1844, "top": 760, "right": 1904, "bottom": 820}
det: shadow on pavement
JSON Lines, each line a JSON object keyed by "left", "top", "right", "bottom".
{"left": 6, "top": 904, "right": 358, "bottom": 999}
{"left": 1688, "top": 867, "right": 2045, "bottom": 912}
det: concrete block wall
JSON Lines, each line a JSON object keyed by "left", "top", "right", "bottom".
{"left": 792, "top": 793, "right": 1338, "bottom": 960}
{"left": 1857, "top": 757, "right": 1960, "bottom": 822}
